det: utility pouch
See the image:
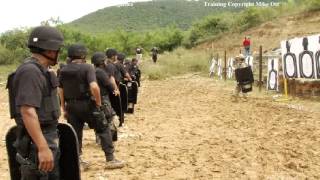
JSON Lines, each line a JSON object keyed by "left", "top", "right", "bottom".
{"left": 13, "top": 127, "right": 30, "bottom": 157}
{"left": 92, "top": 107, "right": 108, "bottom": 133}
{"left": 16, "top": 153, "right": 47, "bottom": 177}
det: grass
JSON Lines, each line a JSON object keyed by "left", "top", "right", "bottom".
{"left": 0, "top": 47, "right": 211, "bottom": 85}
{"left": 140, "top": 48, "right": 210, "bottom": 80}
{"left": 0, "top": 65, "right": 18, "bottom": 86}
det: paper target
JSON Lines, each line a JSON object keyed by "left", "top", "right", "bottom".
{"left": 315, "top": 36, "right": 320, "bottom": 78}
{"left": 227, "top": 58, "right": 234, "bottom": 79}
{"left": 217, "top": 59, "right": 223, "bottom": 79}
{"left": 281, "top": 34, "right": 320, "bottom": 79}
{"left": 267, "top": 58, "right": 279, "bottom": 91}
{"left": 245, "top": 56, "right": 254, "bottom": 71}
{"left": 209, "top": 58, "right": 217, "bottom": 77}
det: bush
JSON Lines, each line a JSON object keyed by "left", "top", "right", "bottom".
{"left": 0, "top": 44, "right": 29, "bottom": 65}
{"left": 184, "top": 14, "right": 231, "bottom": 47}
{"left": 0, "top": 29, "right": 28, "bottom": 50}
{"left": 305, "top": 0, "right": 320, "bottom": 11}
{"left": 237, "top": 7, "right": 263, "bottom": 31}
{"left": 141, "top": 48, "right": 210, "bottom": 80}
{"left": 0, "top": 45, "right": 12, "bottom": 65}
{"left": 0, "top": 29, "right": 30, "bottom": 64}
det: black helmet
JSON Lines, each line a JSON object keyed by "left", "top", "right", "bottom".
{"left": 124, "top": 58, "right": 131, "bottom": 65}
{"left": 117, "top": 53, "right": 126, "bottom": 61}
{"left": 132, "top": 58, "right": 138, "bottom": 62}
{"left": 106, "top": 48, "right": 117, "bottom": 58}
{"left": 67, "top": 44, "right": 87, "bottom": 59}
{"left": 91, "top": 52, "right": 106, "bottom": 65}
{"left": 28, "top": 26, "right": 64, "bottom": 51}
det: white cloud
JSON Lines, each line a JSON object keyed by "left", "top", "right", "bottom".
{"left": 0, "top": 0, "right": 150, "bottom": 33}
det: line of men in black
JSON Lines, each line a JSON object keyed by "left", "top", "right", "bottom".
{"left": 9, "top": 26, "right": 141, "bottom": 179}
{"left": 58, "top": 44, "right": 141, "bottom": 170}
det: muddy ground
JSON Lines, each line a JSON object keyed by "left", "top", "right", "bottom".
{"left": 0, "top": 74, "right": 320, "bottom": 179}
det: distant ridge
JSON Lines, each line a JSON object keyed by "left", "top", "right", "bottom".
{"left": 66, "top": 0, "right": 233, "bottom": 34}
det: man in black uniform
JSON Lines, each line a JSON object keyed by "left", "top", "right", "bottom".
{"left": 104, "top": 49, "right": 125, "bottom": 126}
{"left": 59, "top": 44, "right": 124, "bottom": 169}
{"left": 12, "top": 26, "right": 63, "bottom": 179}
{"left": 115, "top": 53, "right": 132, "bottom": 83}
{"left": 151, "top": 47, "right": 159, "bottom": 63}
{"left": 57, "top": 63, "right": 66, "bottom": 79}
{"left": 91, "top": 52, "right": 119, "bottom": 141}
{"left": 124, "top": 59, "right": 131, "bottom": 72}
{"left": 135, "top": 46, "right": 143, "bottom": 62}
{"left": 114, "top": 53, "right": 132, "bottom": 120}
{"left": 128, "top": 58, "right": 141, "bottom": 87}
{"left": 104, "top": 49, "right": 119, "bottom": 94}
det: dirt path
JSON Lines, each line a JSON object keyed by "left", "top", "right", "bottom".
{"left": 1, "top": 75, "right": 320, "bottom": 179}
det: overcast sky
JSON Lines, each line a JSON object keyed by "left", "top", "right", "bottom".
{"left": 0, "top": 0, "right": 150, "bottom": 33}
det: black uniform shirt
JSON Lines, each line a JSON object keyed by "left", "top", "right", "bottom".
{"left": 104, "top": 63, "right": 117, "bottom": 78}
{"left": 96, "top": 67, "right": 114, "bottom": 94}
{"left": 114, "top": 62, "right": 127, "bottom": 83}
{"left": 14, "top": 59, "right": 50, "bottom": 108}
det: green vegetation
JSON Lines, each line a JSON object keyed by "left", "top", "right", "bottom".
{"left": 0, "top": 64, "right": 18, "bottom": 83}
{"left": 141, "top": 48, "right": 210, "bottom": 80}
{"left": 67, "top": 0, "right": 288, "bottom": 34}
{"left": 0, "top": 25, "right": 184, "bottom": 65}
{"left": 0, "top": 29, "right": 29, "bottom": 64}
{"left": 183, "top": 0, "right": 306, "bottom": 46}
{"left": 293, "top": 0, "right": 320, "bottom": 11}
{"left": 139, "top": 0, "right": 320, "bottom": 80}
{"left": 67, "top": 0, "right": 230, "bottom": 34}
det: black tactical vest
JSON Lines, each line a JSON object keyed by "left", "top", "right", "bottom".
{"left": 60, "top": 63, "right": 90, "bottom": 100}
{"left": 7, "top": 59, "right": 60, "bottom": 126}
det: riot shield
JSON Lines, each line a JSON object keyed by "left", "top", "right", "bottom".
{"left": 119, "top": 83, "right": 128, "bottom": 112}
{"left": 110, "top": 94, "right": 124, "bottom": 126}
{"left": 136, "top": 69, "right": 141, "bottom": 87}
{"left": 58, "top": 123, "right": 81, "bottom": 180}
{"left": 6, "top": 126, "right": 20, "bottom": 180}
{"left": 126, "top": 81, "right": 138, "bottom": 113}
{"left": 6, "top": 124, "right": 80, "bottom": 180}
{"left": 235, "top": 66, "right": 254, "bottom": 93}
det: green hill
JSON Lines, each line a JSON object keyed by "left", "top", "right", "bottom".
{"left": 67, "top": 0, "right": 286, "bottom": 34}
{"left": 66, "top": 0, "right": 237, "bottom": 34}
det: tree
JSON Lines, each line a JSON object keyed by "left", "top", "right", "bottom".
{"left": 41, "top": 17, "right": 64, "bottom": 26}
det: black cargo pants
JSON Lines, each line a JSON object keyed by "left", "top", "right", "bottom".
{"left": 66, "top": 99, "right": 114, "bottom": 160}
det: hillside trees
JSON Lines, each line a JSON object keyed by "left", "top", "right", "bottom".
{"left": 0, "top": 0, "right": 317, "bottom": 65}
{"left": 299, "top": 0, "right": 320, "bottom": 11}
{"left": 0, "top": 25, "right": 184, "bottom": 65}
{"left": 0, "top": 29, "right": 29, "bottom": 64}
{"left": 184, "top": 15, "right": 230, "bottom": 47}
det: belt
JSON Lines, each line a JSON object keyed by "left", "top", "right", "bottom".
{"left": 40, "top": 123, "right": 57, "bottom": 133}
{"left": 17, "top": 123, "right": 57, "bottom": 134}
{"left": 101, "top": 94, "right": 109, "bottom": 98}
{"left": 66, "top": 98, "right": 90, "bottom": 103}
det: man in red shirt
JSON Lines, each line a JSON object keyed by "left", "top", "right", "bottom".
{"left": 243, "top": 36, "right": 251, "bottom": 56}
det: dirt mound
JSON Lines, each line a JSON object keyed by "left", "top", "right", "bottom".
{"left": 198, "top": 11, "right": 320, "bottom": 56}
